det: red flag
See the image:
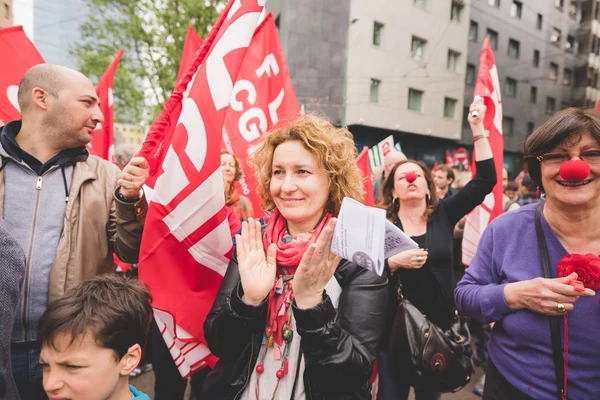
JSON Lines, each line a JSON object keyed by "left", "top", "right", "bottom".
{"left": 0, "top": 26, "right": 44, "bottom": 125}
{"left": 138, "top": 0, "right": 266, "bottom": 378}
{"left": 596, "top": 99, "right": 600, "bottom": 112}
{"left": 432, "top": 160, "right": 439, "bottom": 171}
{"left": 87, "top": 49, "right": 124, "bottom": 160}
{"left": 445, "top": 150, "right": 453, "bottom": 166}
{"left": 356, "top": 147, "right": 375, "bottom": 206}
{"left": 176, "top": 26, "right": 203, "bottom": 84}
{"left": 221, "top": 12, "right": 300, "bottom": 218}
{"left": 462, "top": 37, "right": 504, "bottom": 265}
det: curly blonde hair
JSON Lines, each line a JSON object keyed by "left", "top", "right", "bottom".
{"left": 251, "top": 114, "right": 364, "bottom": 215}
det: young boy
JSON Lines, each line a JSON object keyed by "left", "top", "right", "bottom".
{"left": 37, "top": 274, "right": 152, "bottom": 400}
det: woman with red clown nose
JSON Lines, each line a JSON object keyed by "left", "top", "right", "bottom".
{"left": 456, "top": 107, "right": 600, "bottom": 400}
{"left": 375, "top": 97, "right": 496, "bottom": 399}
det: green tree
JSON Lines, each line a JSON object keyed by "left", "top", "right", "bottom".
{"left": 72, "top": 0, "right": 226, "bottom": 124}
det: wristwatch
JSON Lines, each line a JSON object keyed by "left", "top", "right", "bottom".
{"left": 115, "top": 188, "right": 141, "bottom": 203}
{"left": 473, "top": 130, "right": 490, "bottom": 142}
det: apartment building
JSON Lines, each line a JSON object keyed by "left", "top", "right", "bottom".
{"left": 1, "top": 0, "right": 12, "bottom": 27}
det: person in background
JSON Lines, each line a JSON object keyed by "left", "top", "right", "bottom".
{"left": 376, "top": 97, "right": 496, "bottom": 400}
{"left": 203, "top": 114, "right": 387, "bottom": 399}
{"left": 113, "top": 143, "right": 140, "bottom": 171}
{"left": 505, "top": 181, "right": 519, "bottom": 202}
{"left": 0, "top": 219, "right": 26, "bottom": 400}
{"left": 1, "top": 64, "right": 149, "bottom": 399}
{"left": 455, "top": 107, "right": 600, "bottom": 399}
{"left": 374, "top": 150, "right": 407, "bottom": 203}
{"left": 433, "top": 164, "right": 456, "bottom": 199}
{"left": 38, "top": 274, "right": 152, "bottom": 400}
{"left": 221, "top": 150, "right": 254, "bottom": 222}
{"left": 517, "top": 176, "right": 540, "bottom": 206}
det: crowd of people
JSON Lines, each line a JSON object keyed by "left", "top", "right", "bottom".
{"left": 1, "top": 63, "right": 600, "bottom": 400}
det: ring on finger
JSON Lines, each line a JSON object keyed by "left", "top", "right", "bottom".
{"left": 417, "top": 256, "right": 423, "bottom": 262}
{"left": 557, "top": 302, "right": 566, "bottom": 313}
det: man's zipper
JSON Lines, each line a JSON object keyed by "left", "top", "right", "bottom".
{"left": 22, "top": 176, "right": 43, "bottom": 341}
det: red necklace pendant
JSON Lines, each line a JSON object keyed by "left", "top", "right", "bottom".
{"left": 276, "top": 369, "right": 285, "bottom": 380}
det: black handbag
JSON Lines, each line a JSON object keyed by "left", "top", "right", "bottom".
{"left": 388, "top": 276, "right": 474, "bottom": 393}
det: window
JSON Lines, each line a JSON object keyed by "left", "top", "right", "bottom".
{"left": 563, "top": 68, "right": 572, "bottom": 86}
{"left": 537, "top": 13, "right": 543, "bottom": 30}
{"left": 527, "top": 122, "right": 535, "bottom": 135}
{"left": 487, "top": 29, "right": 499, "bottom": 50}
{"left": 488, "top": 0, "right": 500, "bottom": 8}
{"left": 451, "top": 1, "right": 464, "bottom": 22}
{"left": 466, "top": 63, "right": 476, "bottom": 85}
{"left": 546, "top": 97, "right": 556, "bottom": 114}
{"left": 505, "top": 77, "right": 518, "bottom": 97}
{"left": 414, "top": 0, "right": 427, "bottom": 8}
{"left": 447, "top": 50, "right": 460, "bottom": 72}
{"left": 566, "top": 35, "right": 576, "bottom": 51}
{"left": 508, "top": 39, "right": 520, "bottom": 59}
{"left": 462, "top": 107, "right": 470, "bottom": 130}
{"left": 555, "top": 0, "right": 564, "bottom": 9}
{"left": 530, "top": 86, "right": 538, "bottom": 104}
{"left": 408, "top": 88, "right": 424, "bottom": 112}
{"left": 411, "top": 36, "right": 427, "bottom": 61}
{"left": 370, "top": 79, "right": 380, "bottom": 103}
{"left": 551, "top": 27, "right": 562, "bottom": 46}
{"left": 503, "top": 116, "right": 514, "bottom": 136}
{"left": 469, "top": 21, "right": 478, "bottom": 42}
{"left": 373, "top": 22, "right": 384, "bottom": 46}
{"left": 3, "top": 3, "right": 8, "bottom": 18}
{"left": 444, "top": 98, "right": 457, "bottom": 118}
{"left": 549, "top": 62, "right": 559, "bottom": 81}
{"left": 511, "top": 1, "right": 523, "bottom": 19}
{"left": 533, "top": 49, "right": 540, "bottom": 67}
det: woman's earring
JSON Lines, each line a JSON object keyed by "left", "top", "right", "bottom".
{"left": 425, "top": 194, "right": 430, "bottom": 205}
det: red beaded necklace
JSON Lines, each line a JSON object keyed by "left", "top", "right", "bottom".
{"left": 254, "top": 268, "right": 294, "bottom": 400}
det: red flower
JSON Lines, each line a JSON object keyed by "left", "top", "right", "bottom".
{"left": 558, "top": 253, "right": 600, "bottom": 290}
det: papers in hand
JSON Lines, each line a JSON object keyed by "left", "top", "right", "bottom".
{"left": 331, "top": 198, "right": 418, "bottom": 276}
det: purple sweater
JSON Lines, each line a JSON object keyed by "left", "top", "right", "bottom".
{"left": 455, "top": 204, "right": 600, "bottom": 400}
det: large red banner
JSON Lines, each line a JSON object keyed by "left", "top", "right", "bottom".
{"left": 176, "top": 26, "right": 203, "bottom": 84}
{"left": 462, "top": 37, "right": 504, "bottom": 265}
{"left": 0, "top": 26, "right": 44, "bottom": 125}
{"left": 138, "top": 0, "right": 266, "bottom": 378}
{"left": 88, "top": 49, "right": 124, "bottom": 160}
{"left": 356, "top": 147, "right": 375, "bottom": 206}
{"left": 221, "top": 12, "right": 300, "bottom": 218}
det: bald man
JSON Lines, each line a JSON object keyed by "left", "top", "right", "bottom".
{"left": 373, "top": 150, "right": 407, "bottom": 203}
{"left": 0, "top": 64, "right": 150, "bottom": 398}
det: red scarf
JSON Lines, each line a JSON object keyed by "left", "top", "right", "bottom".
{"left": 262, "top": 210, "right": 332, "bottom": 347}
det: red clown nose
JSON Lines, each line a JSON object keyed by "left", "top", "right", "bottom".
{"left": 405, "top": 171, "right": 417, "bottom": 183}
{"left": 559, "top": 160, "right": 590, "bottom": 182}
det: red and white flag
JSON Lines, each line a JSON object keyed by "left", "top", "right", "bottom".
{"left": 88, "top": 49, "right": 124, "bottom": 160}
{"left": 356, "top": 147, "right": 375, "bottom": 207}
{"left": 137, "top": 0, "right": 266, "bottom": 378}
{"left": 0, "top": 26, "right": 44, "bottom": 125}
{"left": 445, "top": 150, "right": 453, "bottom": 166}
{"left": 221, "top": 11, "right": 300, "bottom": 218}
{"left": 176, "top": 26, "right": 203, "bottom": 84}
{"left": 462, "top": 37, "right": 504, "bottom": 265}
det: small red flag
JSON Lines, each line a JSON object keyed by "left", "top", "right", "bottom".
{"left": 87, "top": 49, "right": 124, "bottom": 160}
{"left": 176, "top": 27, "right": 203, "bottom": 84}
{"left": 356, "top": 147, "right": 375, "bottom": 206}
{"left": 596, "top": 99, "right": 600, "bottom": 112}
{"left": 0, "top": 26, "right": 44, "bottom": 125}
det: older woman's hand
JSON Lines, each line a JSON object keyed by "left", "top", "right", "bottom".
{"left": 293, "top": 218, "right": 341, "bottom": 309}
{"left": 388, "top": 248, "right": 429, "bottom": 273}
{"left": 504, "top": 272, "right": 596, "bottom": 316}
{"left": 236, "top": 218, "right": 277, "bottom": 306}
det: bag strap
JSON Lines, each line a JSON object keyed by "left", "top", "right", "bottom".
{"left": 535, "top": 203, "right": 565, "bottom": 399}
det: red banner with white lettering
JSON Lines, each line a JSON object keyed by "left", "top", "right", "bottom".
{"left": 176, "top": 26, "right": 203, "bottom": 84}
{"left": 221, "top": 12, "right": 300, "bottom": 218}
{"left": 356, "top": 147, "right": 375, "bottom": 206}
{"left": 0, "top": 26, "right": 44, "bottom": 125}
{"left": 87, "top": 49, "right": 124, "bottom": 160}
{"left": 462, "top": 37, "right": 504, "bottom": 265}
{"left": 138, "top": 0, "right": 266, "bottom": 378}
